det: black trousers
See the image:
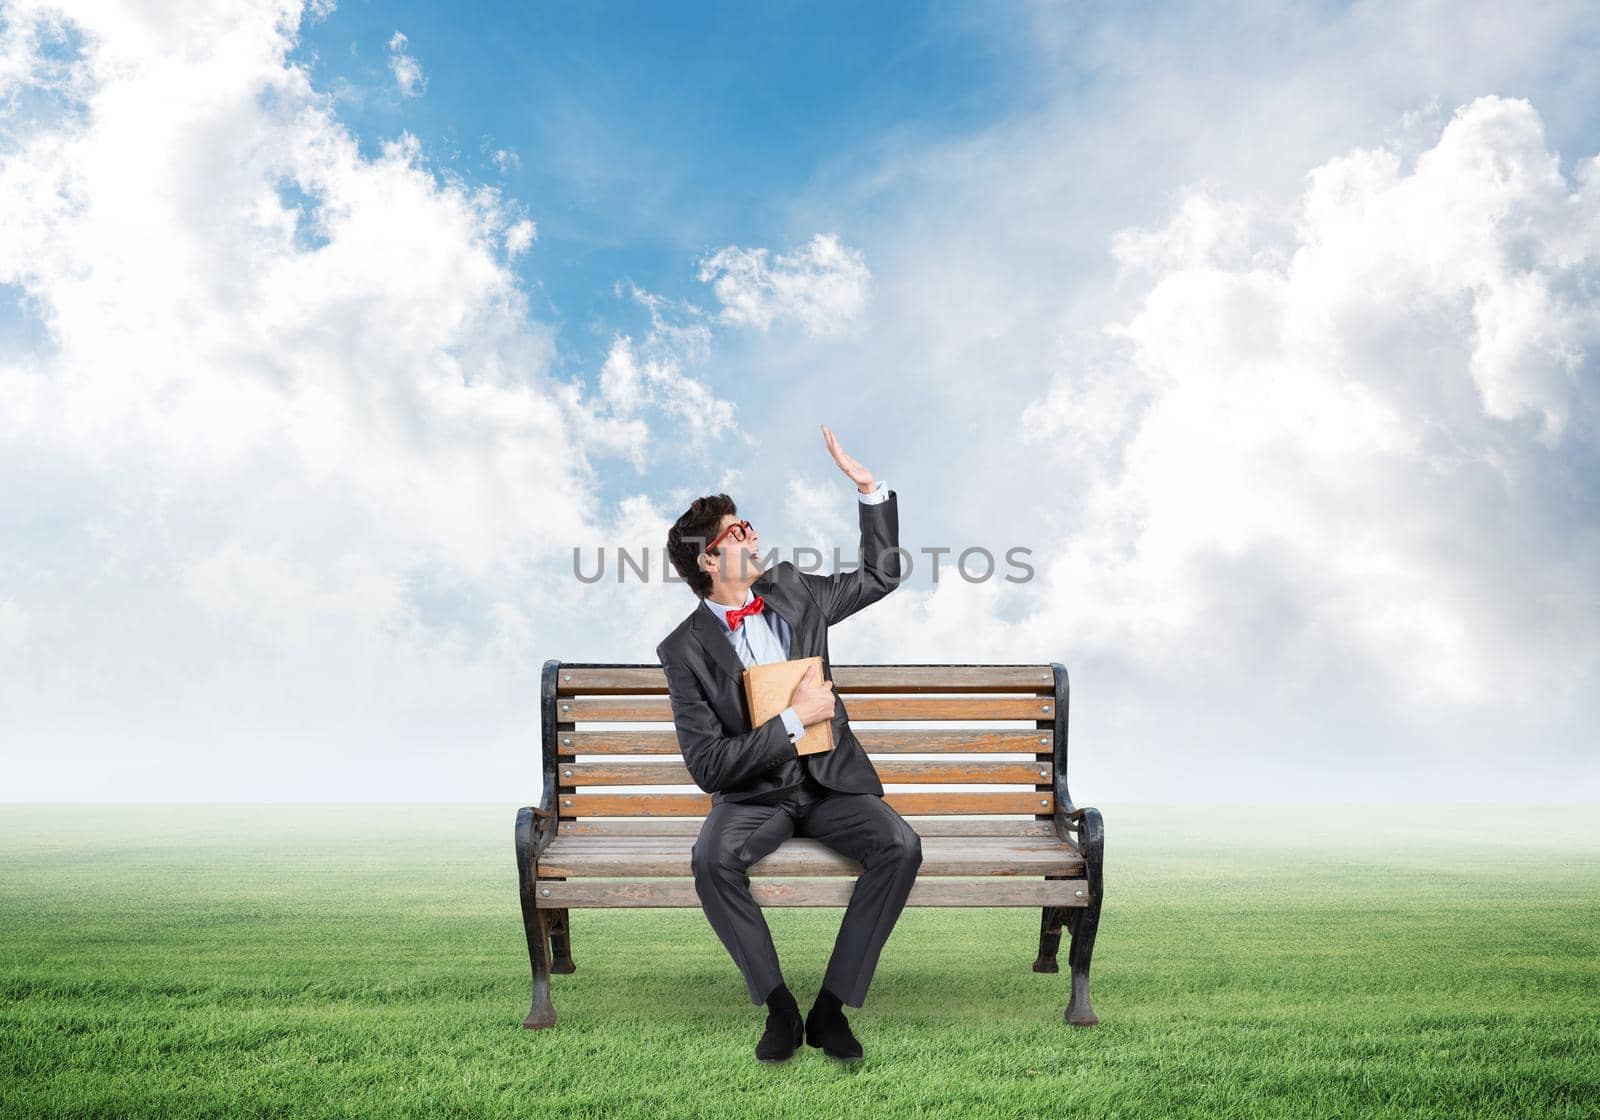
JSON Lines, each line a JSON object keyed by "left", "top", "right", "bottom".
{"left": 690, "top": 771, "right": 924, "bottom": 1009}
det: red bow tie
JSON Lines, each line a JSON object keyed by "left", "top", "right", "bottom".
{"left": 725, "top": 594, "right": 765, "bottom": 631}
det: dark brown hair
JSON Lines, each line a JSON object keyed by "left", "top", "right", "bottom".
{"left": 666, "top": 493, "right": 738, "bottom": 599}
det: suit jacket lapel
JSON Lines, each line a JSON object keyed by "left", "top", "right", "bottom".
{"left": 689, "top": 602, "right": 748, "bottom": 685}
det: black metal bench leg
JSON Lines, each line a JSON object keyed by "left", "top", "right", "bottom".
{"left": 1064, "top": 905, "right": 1100, "bottom": 1025}
{"left": 548, "top": 907, "right": 576, "bottom": 974}
{"left": 1033, "top": 903, "right": 1066, "bottom": 973}
{"left": 1063, "top": 808, "right": 1104, "bottom": 1026}
{"left": 520, "top": 898, "right": 557, "bottom": 1029}
{"left": 516, "top": 807, "right": 558, "bottom": 1029}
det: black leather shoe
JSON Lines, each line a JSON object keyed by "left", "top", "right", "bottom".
{"left": 756, "top": 1007, "right": 804, "bottom": 1063}
{"left": 805, "top": 1001, "right": 863, "bottom": 1062}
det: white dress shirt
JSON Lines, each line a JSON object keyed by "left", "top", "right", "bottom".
{"left": 702, "top": 479, "right": 889, "bottom": 744}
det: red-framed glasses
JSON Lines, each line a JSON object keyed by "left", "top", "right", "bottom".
{"left": 704, "top": 519, "right": 753, "bottom": 554}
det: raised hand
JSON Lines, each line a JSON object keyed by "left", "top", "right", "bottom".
{"left": 821, "top": 424, "right": 876, "bottom": 493}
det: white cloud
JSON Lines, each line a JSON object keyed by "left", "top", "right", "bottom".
{"left": 620, "top": 279, "right": 714, "bottom": 364}
{"left": 596, "top": 336, "right": 741, "bottom": 457}
{"left": 489, "top": 146, "right": 520, "bottom": 174}
{"left": 994, "top": 94, "right": 1600, "bottom": 797}
{"left": 782, "top": 475, "right": 852, "bottom": 549}
{"left": 554, "top": 280, "right": 744, "bottom": 474}
{"left": 0, "top": 0, "right": 692, "bottom": 798}
{"left": 696, "top": 232, "right": 871, "bottom": 335}
{"left": 503, "top": 217, "right": 535, "bottom": 256}
{"left": 386, "top": 28, "right": 424, "bottom": 98}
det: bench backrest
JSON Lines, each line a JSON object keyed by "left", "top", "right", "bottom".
{"left": 540, "top": 662, "right": 1074, "bottom": 832}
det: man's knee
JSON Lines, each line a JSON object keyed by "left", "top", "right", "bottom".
{"left": 690, "top": 838, "right": 714, "bottom": 879}
{"left": 886, "top": 823, "right": 922, "bottom": 869}
{"left": 692, "top": 833, "right": 743, "bottom": 881}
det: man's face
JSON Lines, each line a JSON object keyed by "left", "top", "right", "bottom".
{"left": 705, "top": 511, "right": 763, "bottom": 583}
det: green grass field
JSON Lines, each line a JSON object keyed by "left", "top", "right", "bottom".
{"left": 2, "top": 802, "right": 1596, "bottom": 1119}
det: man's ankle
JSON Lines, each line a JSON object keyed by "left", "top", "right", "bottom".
{"left": 765, "top": 981, "right": 799, "bottom": 1016}
{"left": 810, "top": 984, "right": 844, "bottom": 1015}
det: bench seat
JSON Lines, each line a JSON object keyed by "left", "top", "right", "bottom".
{"left": 540, "top": 831, "right": 1085, "bottom": 879}
{"left": 536, "top": 835, "right": 1089, "bottom": 910}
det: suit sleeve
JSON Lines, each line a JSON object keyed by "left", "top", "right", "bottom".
{"left": 794, "top": 485, "right": 903, "bottom": 625}
{"left": 657, "top": 642, "right": 798, "bottom": 793}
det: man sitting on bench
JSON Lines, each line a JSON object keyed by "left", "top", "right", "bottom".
{"left": 657, "top": 423, "right": 919, "bottom": 1065}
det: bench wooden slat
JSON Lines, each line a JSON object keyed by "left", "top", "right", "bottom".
{"left": 556, "top": 729, "right": 1055, "bottom": 755}
{"left": 554, "top": 665, "right": 1057, "bottom": 695}
{"left": 555, "top": 818, "right": 1062, "bottom": 837}
{"left": 557, "top": 760, "right": 1053, "bottom": 785}
{"left": 533, "top": 877, "right": 1092, "bottom": 908}
{"left": 557, "top": 697, "right": 1056, "bottom": 722}
{"left": 556, "top": 791, "right": 1053, "bottom": 817}
{"left": 536, "top": 835, "right": 1085, "bottom": 877}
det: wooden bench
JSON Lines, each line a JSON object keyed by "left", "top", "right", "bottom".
{"left": 514, "top": 660, "right": 1104, "bottom": 1030}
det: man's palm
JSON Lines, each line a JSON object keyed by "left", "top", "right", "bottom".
{"left": 822, "top": 424, "right": 873, "bottom": 488}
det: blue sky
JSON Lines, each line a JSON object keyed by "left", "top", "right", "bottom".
{"left": 2, "top": 0, "right": 1598, "bottom": 802}
{"left": 282, "top": 2, "right": 1034, "bottom": 384}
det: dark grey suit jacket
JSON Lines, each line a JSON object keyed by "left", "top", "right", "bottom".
{"left": 656, "top": 489, "right": 902, "bottom": 805}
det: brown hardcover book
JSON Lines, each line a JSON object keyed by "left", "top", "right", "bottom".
{"left": 743, "top": 656, "right": 835, "bottom": 756}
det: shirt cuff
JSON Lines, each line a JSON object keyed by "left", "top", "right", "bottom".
{"left": 779, "top": 706, "right": 804, "bottom": 743}
{"left": 856, "top": 479, "right": 889, "bottom": 505}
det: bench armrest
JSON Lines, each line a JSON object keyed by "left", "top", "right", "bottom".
{"left": 525, "top": 768, "right": 559, "bottom": 854}
{"left": 1052, "top": 803, "right": 1098, "bottom": 847}
{"left": 517, "top": 659, "right": 565, "bottom": 870}
{"left": 1044, "top": 662, "right": 1102, "bottom": 879}
{"left": 515, "top": 738, "right": 560, "bottom": 890}
{"left": 1053, "top": 803, "right": 1104, "bottom": 904}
